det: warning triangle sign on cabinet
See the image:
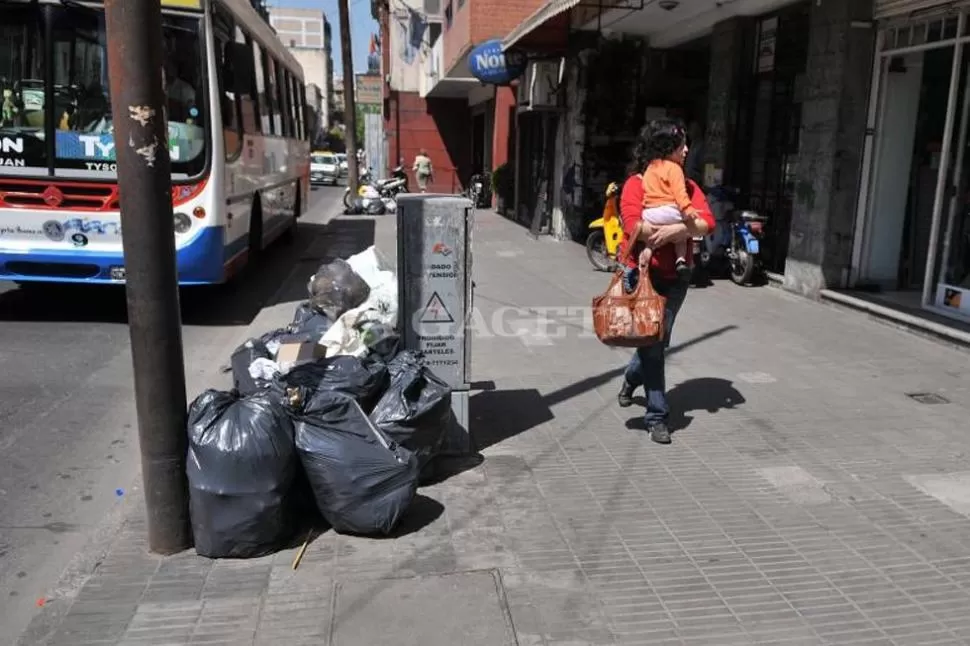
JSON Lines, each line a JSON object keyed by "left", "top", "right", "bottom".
{"left": 420, "top": 292, "right": 455, "bottom": 323}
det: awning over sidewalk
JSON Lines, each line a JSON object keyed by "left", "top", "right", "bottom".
{"left": 502, "top": 0, "right": 581, "bottom": 51}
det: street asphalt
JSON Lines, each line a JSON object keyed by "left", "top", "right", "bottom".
{"left": 0, "top": 184, "right": 345, "bottom": 641}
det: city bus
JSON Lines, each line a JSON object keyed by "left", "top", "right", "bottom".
{"left": 0, "top": 0, "right": 311, "bottom": 285}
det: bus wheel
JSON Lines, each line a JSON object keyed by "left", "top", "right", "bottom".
{"left": 282, "top": 184, "right": 299, "bottom": 244}
{"left": 248, "top": 197, "right": 263, "bottom": 265}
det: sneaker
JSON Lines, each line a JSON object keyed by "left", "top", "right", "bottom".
{"left": 617, "top": 381, "right": 635, "bottom": 408}
{"left": 648, "top": 422, "right": 671, "bottom": 444}
{"left": 675, "top": 258, "right": 692, "bottom": 280}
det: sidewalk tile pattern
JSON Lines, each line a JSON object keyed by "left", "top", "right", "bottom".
{"left": 19, "top": 210, "right": 970, "bottom": 646}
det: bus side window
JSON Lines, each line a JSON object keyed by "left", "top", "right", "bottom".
{"left": 236, "top": 27, "right": 259, "bottom": 136}
{"left": 290, "top": 74, "right": 304, "bottom": 140}
{"left": 254, "top": 41, "right": 271, "bottom": 135}
{"left": 212, "top": 7, "right": 241, "bottom": 159}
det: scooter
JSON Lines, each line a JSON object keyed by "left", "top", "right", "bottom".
{"left": 586, "top": 182, "right": 624, "bottom": 272}
{"left": 343, "top": 165, "right": 408, "bottom": 209}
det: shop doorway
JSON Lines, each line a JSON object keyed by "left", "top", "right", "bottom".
{"left": 735, "top": 2, "right": 810, "bottom": 274}
{"left": 471, "top": 112, "right": 486, "bottom": 177}
{"left": 855, "top": 11, "right": 970, "bottom": 321}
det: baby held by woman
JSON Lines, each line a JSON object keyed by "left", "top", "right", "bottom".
{"left": 639, "top": 121, "right": 698, "bottom": 279}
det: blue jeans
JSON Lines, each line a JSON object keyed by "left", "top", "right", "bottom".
{"left": 622, "top": 267, "right": 688, "bottom": 427}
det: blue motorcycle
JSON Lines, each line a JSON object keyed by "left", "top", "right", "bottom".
{"left": 700, "top": 186, "right": 768, "bottom": 286}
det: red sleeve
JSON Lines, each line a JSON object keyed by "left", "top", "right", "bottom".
{"left": 618, "top": 175, "right": 644, "bottom": 268}
{"left": 688, "top": 179, "right": 715, "bottom": 232}
{"left": 620, "top": 175, "right": 644, "bottom": 238}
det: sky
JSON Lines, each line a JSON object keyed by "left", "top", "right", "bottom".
{"left": 268, "top": 0, "right": 379, "bottom": 77}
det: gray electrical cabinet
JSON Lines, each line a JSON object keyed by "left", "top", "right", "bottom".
{"left": 396, "top": 194, "right": 474, "bottom": 455}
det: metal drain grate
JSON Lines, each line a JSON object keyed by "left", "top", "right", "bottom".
{"left": 907, "top": 392, "right": 950, "bottom": 405}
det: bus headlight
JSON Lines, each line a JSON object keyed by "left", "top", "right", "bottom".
{"left": 173, "top": 212, "right": 192, "bottom": 234}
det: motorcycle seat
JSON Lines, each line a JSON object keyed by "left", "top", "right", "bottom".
{"left": 735, "top": 210, "right": 767, "bottom": 222}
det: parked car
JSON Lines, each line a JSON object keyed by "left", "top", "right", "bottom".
{"left": 310, "top": 152, "right": 340, "bottom": 186}
{"left": 335, "top": 153, "right": 349, "bottom": 177}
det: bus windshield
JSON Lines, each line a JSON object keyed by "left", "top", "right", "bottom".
{"left": 0, "top": 1, "right": 207, "bottom": 179}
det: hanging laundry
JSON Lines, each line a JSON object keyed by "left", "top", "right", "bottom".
{"left": 409, "top": 11, "right": 427, "bottom": 51}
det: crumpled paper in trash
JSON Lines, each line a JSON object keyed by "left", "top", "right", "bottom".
{"left": 248, "top": 357, "right": 281, "bottom": 382}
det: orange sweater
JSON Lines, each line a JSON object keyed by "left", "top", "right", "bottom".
{"left": 641, "top": 159, "right": 694, "bottom": 213}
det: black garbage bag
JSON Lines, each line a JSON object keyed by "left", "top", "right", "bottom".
{"left": 370, "top": 351, "right": 451, "bottom": 472}
{"left": 308, "top": 259, "right": 370, "bottom": 321}
{"left": 223, "top": 328, "right": 288, "bottom": 391}
{"left": 344, "top": 197, "right": 365, "bottom": 215}
{"left": 259, "top": 327, "right": 289, "bottom": 348}
{"left": 367, "top": 333, "right": 401, "bottom": 364}
{"left": 290, "top": 302, "right": 332, "bottom": 340}
{"left": 186, "top": 389, "right": 296, "bottom": 558}
{"left": 281, "top": 354, "right": 389, "bottom": 413}
{"left": 229, "top": 339, "right": 272, "bottom": 395}
{"left": 294, "top": 391, "right": 418, "bottom": 535}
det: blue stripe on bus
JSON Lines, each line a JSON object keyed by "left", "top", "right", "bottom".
{"left": 0, "top": 226, "right": 232, "bottom": 285}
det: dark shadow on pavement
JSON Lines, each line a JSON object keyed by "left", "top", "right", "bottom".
{"left": 471, "top": 388, "right": 555, "bottom": 452}
{"left": 667, "top": 324, "right": 738, "bottom": 357}
{"left": 625, "top": 377, "right": 745, "bottom": 433}
{"left": 433, "top": 324, "right": 739, "bottom": 481}
{"left": 374, "top": 494, "right": 444, "bottom": 539}
{"left": 0, "top": 218, "right": 375, "bottom": 327}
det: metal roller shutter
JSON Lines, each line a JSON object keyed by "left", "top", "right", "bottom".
{"left": 875, "top": 0, "right": 970, "bottom": 20}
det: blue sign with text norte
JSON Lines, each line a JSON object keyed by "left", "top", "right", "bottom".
{"left": 467, "top": 39, "right": 527, "bottom": 85}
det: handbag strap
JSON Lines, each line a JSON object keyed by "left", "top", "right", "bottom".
{"left": 632, "top": 256, "right": 661, "bottom": 300}
{"left": 617, "top": 221, "right": 642, "bottom": 269}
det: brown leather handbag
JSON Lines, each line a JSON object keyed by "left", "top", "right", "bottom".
{"left": 592, "top": 242, "right": 667, "bottom": 348}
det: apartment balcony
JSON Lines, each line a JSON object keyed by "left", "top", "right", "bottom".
{"left": 419, "top": 36, "right": 478, "bottom": 99}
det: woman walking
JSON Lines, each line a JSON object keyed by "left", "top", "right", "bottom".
{"left": 616, "top": 119, "right": 715, "bottom": 444}
{"left": 412, "top": 149, "right": 433, "bottom": 192}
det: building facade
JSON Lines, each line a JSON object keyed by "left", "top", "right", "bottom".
{"left": 502, "top": 0, "right": 970, "bottom": 328}
{"left": 305, "top": 82, "right": 325, "bottom": 146}
{"left": 371, "top": 0, "right": 545, "bottom": 193}
{"left": 333, "top": 77, "right": 345, "bottom": 123}
{"left": 268, "top": 6, "right": 335, "bottom": 134}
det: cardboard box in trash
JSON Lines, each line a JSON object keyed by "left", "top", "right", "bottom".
{"left": 276, "top": 339, "right": 327, "bottom": 373}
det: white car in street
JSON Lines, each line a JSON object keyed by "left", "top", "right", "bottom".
{"left": 310, "top": 152, "right": 340, "bottom": 186}
{"left": 335, "top": 153, "right": 349, "bottom": 177}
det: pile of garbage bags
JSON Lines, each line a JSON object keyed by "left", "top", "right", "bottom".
{"left": 186, "top": 246, "right": 453, "bottom": 558}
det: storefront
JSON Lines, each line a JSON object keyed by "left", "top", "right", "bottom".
{"left": 853, "top": 2, "right": 970, "bottom": 322}
{"left": 733, "top": 2, "right": 811, "bottom": 274}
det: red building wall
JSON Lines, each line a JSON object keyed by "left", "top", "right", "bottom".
{"left": 492, "top": 85, "right": 516, "bottom": 169}
{"left": 386, "top": 92, "right": 471, "bottom": 194}
{"left": 443, "top": 4, "right": 472, "bottom": 75}
{"left": 443, "top": 0, "right": 547, "bottom": 77}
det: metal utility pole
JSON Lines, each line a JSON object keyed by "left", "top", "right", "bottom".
{"left": 104, "top": 0, "right": 191, "bottom": 554}
{"left": 338, "top": 0, "right": 360, "bottom": 196}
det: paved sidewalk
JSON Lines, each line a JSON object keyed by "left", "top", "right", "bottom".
{"left": 17, "top": 209, "right": 970, "bottom": 646}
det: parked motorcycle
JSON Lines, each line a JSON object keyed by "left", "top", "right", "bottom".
{"left": 727, "top": 207, "right": 768, "bottom": 285}
{"left": 586, "top": 182, "right": 624, "bottom": 272}
{"left": 700, "top": 186, "right": 768, "bottom": 286}
{"left": 464, "top": 172, "right": 492, "bottom": 208}
{"left": 343, "top": 165, "right": 408, "bottom": 209}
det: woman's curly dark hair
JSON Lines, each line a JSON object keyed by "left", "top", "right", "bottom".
{"left": 627, "top": 118, "right": 692, "bottom": 196}
{"left": 628, "top": 118, "right": 687, "bottom": 175}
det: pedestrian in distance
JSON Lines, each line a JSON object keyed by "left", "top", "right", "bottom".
{"left": 412, "top": 149, "right": 433, "bottom": 192}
